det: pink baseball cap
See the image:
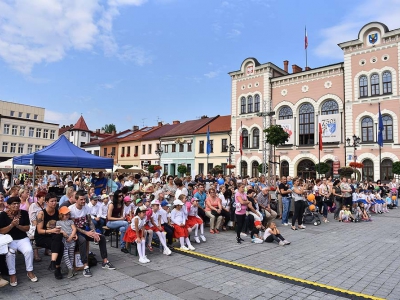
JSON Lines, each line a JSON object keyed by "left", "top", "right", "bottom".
{"left": 124, "top": 196, "right": 132, "bottom": 203}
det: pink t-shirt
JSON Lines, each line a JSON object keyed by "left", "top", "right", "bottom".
{"left": 235, "top": 192, "right": 248, "bottom": 215}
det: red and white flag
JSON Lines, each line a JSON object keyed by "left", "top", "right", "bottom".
{"left": 239, "top": 121, "right": 243, "bottom": 155}
{"left": 305, "top": 27, "right": 308, "bottom": 49}
{"left": 318, "top": 123, "right": 323, "bottom": 151}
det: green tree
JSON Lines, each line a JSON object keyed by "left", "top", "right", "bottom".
{"left": 211, "top": 165, "right": 222, "bottom": 176}
{"left": 314, "top": 162, "right": 330, "bottom": 176}
{"left": 257, "top": 163, "right": 268, "bottom": 174}
{"left": 177, "top": 164, "right": 187, "bottom": 176}
{"left": 338, "top": 167, "right": 354, "bottom": 177}
{"left": 264, "top": 125, "right": 290, "bottom": 178}
{"left": 148, "top": 165, "right": 155, "bottom": 173}
{"left": 102, "top": 124, "right": 117, "bottom": 134}
{"left": 393, "top": 162, "right": 400, "bottom": 178}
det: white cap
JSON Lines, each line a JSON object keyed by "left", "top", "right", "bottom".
{"left": 173, "top": 199, "right": 184, "bottom": 206}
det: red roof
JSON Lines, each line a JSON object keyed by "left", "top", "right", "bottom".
{"left": 196, "top": 115, "right": 231, "bottom": 134}
{"left": 71, "top": 116, "right": 90, "bottom": 132}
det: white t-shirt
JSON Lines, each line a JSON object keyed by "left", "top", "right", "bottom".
{"left": 99, "top": 202, "right": 109, "bottom": 219}
{"left": 124, "top": 180, "right": 133, "bottom": 187}
{"left": 87, "top": 202, "right": 101, "bottom": 218}
{"left": 159, "top": 209, "right": 169, "bottom": 224}
{"left": 69, "top": 204, "right": 90, "bottom": 229}
{"left": 123, "top": 204, "right": 133, "bottom": 217}
{"left": 175, "top": 187, "right": 188, "bottom": 200}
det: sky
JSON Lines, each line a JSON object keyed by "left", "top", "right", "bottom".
{"left": 1, "top": 0, "right": 400, "bottom": 132}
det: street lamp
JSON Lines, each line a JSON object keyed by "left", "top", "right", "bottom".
{"left": 225, "top": 144, "right": 235, "bottom": 175}
{"left": 155, "top": 147, "right": 163, "bottom": 165}
{"left": 346, "top": 135, "right": 361, "bottom": 162}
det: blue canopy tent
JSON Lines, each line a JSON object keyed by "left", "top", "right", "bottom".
{"left": 12, "top": 135, "right": 114, "bottom": 191}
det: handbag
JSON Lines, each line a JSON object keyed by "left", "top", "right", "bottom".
{"left": 211, "top": 210, "right": 221, "bottom": 217}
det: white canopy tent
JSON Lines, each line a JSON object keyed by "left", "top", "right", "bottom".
{"left": 0, "top": 158, "right": 33, "bottom": 170}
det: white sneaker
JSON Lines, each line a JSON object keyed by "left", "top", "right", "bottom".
{"left": 163, "top": 247, "right": 171, "bottom": 256}
{"left": 139, "top": 257, "right": 148, "bottom": 264}
{"left": 144, "top": 256, "right": 151, "bottom": 263}
{"left": 283, "top": 240, "right": 291, "bottom": 245}
{"left": 180, "top": 246, "right": 189, "bottom": 251}
{"left": 278, "top": 241, "right": 285, "bottom": 246}
{"left": 252, "top": 238, "right": 264, "bottom": 244}
{"left": 283, "top": 223, "right": 289, "bottom": 226}
{"left": 187, "top": 245, "right": 195, "bottom": 251}
{"left": 194, "top": 236, "right": 201, "bottom": 243}
{"left": 200, "top": 235, "right": 206, "bottom": 242}
{"left": 240, "top": 232, "right": 247, "bottom": 237}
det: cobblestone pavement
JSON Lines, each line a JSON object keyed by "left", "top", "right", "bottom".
{"left": 2, "top": 208, "right": 399, "bottom": 299}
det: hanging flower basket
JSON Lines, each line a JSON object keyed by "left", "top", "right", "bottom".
{"left": 126, "top": 154, "right": 130, "bottom": 157}
{"left": 226, "top": 164, "right": 236, "bottom": 169}
{"left": 154, "top": 165, "right": 162, "bottom": 171}
{"left": 134, "top": 154, "right": 138, "bottom": 157}
{"left": 349, "top": 162, "right": 364, "bottom": 168}
{"left": 121, "top": 154, "right": 125, "bottom": 157}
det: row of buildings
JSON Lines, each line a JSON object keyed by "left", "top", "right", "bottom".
{"left": 0, "top": 22, "right": 398, "bottom": 181}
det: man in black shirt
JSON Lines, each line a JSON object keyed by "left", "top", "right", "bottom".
{"left": 279, "top": 176, "right": 292, "bottom": 226}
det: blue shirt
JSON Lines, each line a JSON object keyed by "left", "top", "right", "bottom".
{"left": 194, "top": 191, "right": 207, "bottom": 208}
{"left": 93, "top": 177, "right": 108, "bottom": 195}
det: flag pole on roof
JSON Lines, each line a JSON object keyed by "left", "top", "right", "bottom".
{"left": 305, "top": 26, "right": 308, "bottom": 68}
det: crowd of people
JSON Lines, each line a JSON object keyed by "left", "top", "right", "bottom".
{"left": 0, "top": 169, "right": 397, "bottom": 287}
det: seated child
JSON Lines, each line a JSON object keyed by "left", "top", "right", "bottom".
{"left": 87, "top": 195, "right": 103, "bottom": 233}
{"left": 373, "top": 192, "right": 386, "bottom": 214}
{"left": 148, "top": 200, "right": 172, "bottom": 255}
{"left": 56, "top": 206, "right": 78, "bottom": 278}
{"left": 170, "top": 199, "right": 195, "bottom": 251}
{"left": 159, "top": 200, "right": 174, "bottom": 246}
{"left": 251, "top": 220, "right": 264, "bottom": 244}
{"left": 186, "top": 197, "right": 206, "bottom": 244}
{"left": 122, "top": 196, "right": 133, "bottom": 223}
{"left": 357, "top": 202, "right": 371, "bottom": 221}
{"left": 339, "top": 205, "right": 355, "bottom": 222}
{"left": 386, "top": 193, "right": 394, "bottom": 210}
{"left": 124, "top": 206, "right": 151, "bottom": 264}
{"left": 263, "top": 222, "right": 290, "bottom": 246}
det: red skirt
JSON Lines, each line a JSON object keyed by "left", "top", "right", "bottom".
{"left": 173, "top": 224, "right": 189, "bottom": 238}
{"left": 186, "top": 216, "right": 203, "bottom": 228}
{"left": 124, "top": 226, "right": 144, "bottom": 242}
{"left": 144, "top": 224, "right": 164, "bottom": 232}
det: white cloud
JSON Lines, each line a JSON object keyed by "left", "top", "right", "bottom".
{"left": 45, "top": 110, "right": 81, "bottom": 125}
{"left": 117, "top": 45, "right": 153, "bottom": 65}
{"left": 315, "top": 0, "right": 400, "bottom": 59}
{"left": 99, "top": 80, "right": 122, "bottom": 89}
{"left": 227, "top": 29, "right": 241, "bottom": 39}
{"left": 0, "top": 0, "right": 149, "bottom": 74}
{"left": 204, "top": 71, "right": 220, "bottom": 79}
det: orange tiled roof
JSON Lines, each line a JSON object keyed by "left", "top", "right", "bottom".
{"left": 195, "top": 115, "right": 231, "bottom": 134}
{"left": 72, "top": 116, "right": 90, "bottom": 132}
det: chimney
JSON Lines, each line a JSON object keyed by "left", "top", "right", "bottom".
{"left": 305, "top": 66, "right": 311, "bottom": 71}
{"left": 172, "top": 120, "right": 180, "bottom": 125}
{"left": 111, "top": 130, "right": 116, "bottom": 135}
{"left": 158, "top": 121, "right": 163, "bottom": 126}
{"left": 96, "top": 129, "right": 100, "bottom": 133}
{"left": 283, "top": 60, "right": 289, "bottom": 73}
{"left": 133, "top": 125, "right": 139, "bottom": 131}
{"left": 292, "top": 64, "right": 303, "bottom": 73}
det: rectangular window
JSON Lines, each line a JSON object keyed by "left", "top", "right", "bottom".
{"left": 2, "top": 142, "right": 8, "bottom": 153}
{"left": 198, "top": 163, "right": 204, "bottom": 175}
{"left": 221, "top": 139, "right": 228, "bottom": 152}
{"left": 221, "top": 163, "right": 227, "bottom": 175}
{"left": 121, "top": 147, "right": 125, "bottom": 155}
{"left": 187, "top": 164, "right": 192, "bottom": 175}
{"left": 3, "top": 124, "right": 10, "bottom": 134}
{"left": 148, "top": 144, "right": 152, "bottom": 154}
{"left": 179, "top": 144, "right": 184, "bottom": 152}
{"left": 43, "top": 129, "right": 49, "bottom": 139}
{"left": 142, "top": 145, "right": 146, "bottom": 155}
{"left": 20, "top": 126, "right": 25, "bottom": 136}
{"left": 103, "top": 148, "right": 107, "bottom": 157}
{"left": 26, "top": 113, "right": 30, "bottom": 119}
{"left": 18, "top": 112, "right": 22, "bottom": 118}
{"left": 36, "top": 128, "right": 41, "bottom": 138}
{"left": 86, "top": 150, "right": 92, "bottom": 154}
{"left": 10, "top": 111, "right": 14, "bottom": 117}
{"left": 164, "top": 164, "right": 168, "bottom": 172}
{"left": 172, "top": 144, "right": 176, "bottom": 152}
{"left": 34, "top": 114, "right": 38, "bottom": 120}
{"left": 29, "top": 127, "right": 34, "bottom": 137}
{"left": 10, "top": 143, "right": 16, "bottom": 153}
{"left": 135, "top": 146, "right": 138, "bottom": 155}
{"left": 27, "top": 144, "right": 33, "bottom": 154}
{"left": 127, "top": 146, "right": 131, "bottom": 156}
{"left": 111, "top": 147, "right": 116, "bottom": 156}
{"left": 187, "top": 143, "right": 192, "bottom": 152}
{"left": 199, "top": 141, "right": 204, "bottom": 153}
{"left": 35, "top": 145, "right": 40, "bottom": 152}
{"left": 164, "top": 145, "right": 168, "bottom": 153}
{"left": 94, "top": 150, "right": 100, "bottom": 156}
{"left": 11, "top": 125, "right": 17, "bottom": 135}
{"left": 210, "top": 140, "right": 214, "bottom": 153}
{"left": 207, "top": 163, "right": 213, "bottom": 174}
{"left": 18, "top": 144, "right": 24, "bottom": 154}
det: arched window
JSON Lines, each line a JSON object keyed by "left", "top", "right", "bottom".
{"left": 280, "top": 161, "right": 289, "bottom": 177}
{"left": 382, "top": 71, "right": 392, "bottom": 94}
{"left": 361, "top": 117, "right": 374, "bottom": 142}
{"left": 254, "top": 94, "right": 260, "bottom": 112}
{"left": 251, "top": 161, "right": 259, "bottom": 178}
{"left": 242, "top": 129, "right": 249, "bottom": 148}
{"left": 381, "top": 159, "right": 393, "bottom": 181}
{"left": 382, "top": 115, "right": 393, "bottom": 141}
{"left": 240, "top": 97, "right": 246, "bottom": 114}
{"left": 247, "top": 96, "right": 253, "bottom": 113}
{"left": 297, "top": 159, "right": 316, "bottom": 179}
{"left": 278, "top": 106, "right": 293, "bottom": 120}
{"left": 359, "top": 75, "right": 368, "bottom": 98}
{"left": 362, "top": 159, "right": 374, "bottom": 182}
{"left": 241, "top": 161, "right": 248, "bottom": 177}
{"left": 252, "top": 128, "right": 259, "bottom": 148}
{"left": 299, "top": 103, "right": 314, "bottom": 145}
{"left": 371, "top": 74, "right": 379, "bottom": 96}
{"left": 321, "top": 100, "right": 339, "bottom": 115}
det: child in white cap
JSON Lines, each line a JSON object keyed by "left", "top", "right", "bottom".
{"left": 170, "top": 199, "right": 195, "bottom": 251}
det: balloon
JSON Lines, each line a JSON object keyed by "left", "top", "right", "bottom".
{"left": 217, "top": 178, "right": 225, "bottom": 185}
{"left": 308, "top": 204, "right": 316, "bottom": 211}
{"left": 307, "top": 194, "right": 315, "bottom": 201}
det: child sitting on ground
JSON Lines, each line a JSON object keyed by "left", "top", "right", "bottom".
{"left": 56, "top": 206, "right": 78, "bottom": 278}
{"left": 339, "top": 205, "right": 355, "bottom": 222}
{"left": 357, "top": 202, "right": 372, "bottom": 221}
{"left": 263, "top": 222, "right": 290, "bottom": 246}
{"left": 251, "top": 220, "right": 264, "bottom": 244}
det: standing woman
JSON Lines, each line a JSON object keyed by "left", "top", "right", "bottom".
{"left": 291, "top": 178, "right": 307, "bottom": 230}
{"left": 332, "top": 180, "right": 343, "bottom": 220}
{"left": 35, "top": 193, "right": 65, "bottom": 279}
{"left": 107, "top": 190, "right": 129, "bottom": 253}
{"left": 2, "top": 173, "right": 11, "bottom": 196}
{"left": 0, "top": 197, "right": 37, "bottom": 286}
{"left": 318, "top": 178, "right": 331, "bottom": 223}
{"left": 234, "top": 183, "right": 250, "bottom": 244}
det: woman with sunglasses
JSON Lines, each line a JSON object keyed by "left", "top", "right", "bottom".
{"left": 107, "top": 190, "right": 129, "bottom": 253}
{"left": 0, "top": 197, "right": 37, "bottom": 286}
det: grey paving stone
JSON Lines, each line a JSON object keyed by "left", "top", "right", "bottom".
{"left": 157, "top": 278, "right": 198, "bottom": 295}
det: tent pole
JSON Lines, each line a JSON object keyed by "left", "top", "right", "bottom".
{"left": 32, "top": 165, "right": 36, "bottom": 198}
{"left": 11, "top": 161, "right": 14, "bottom": 188}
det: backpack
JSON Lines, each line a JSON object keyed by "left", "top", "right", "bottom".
{"left": 88, "top": 252, "right": 98, "bottom": 267}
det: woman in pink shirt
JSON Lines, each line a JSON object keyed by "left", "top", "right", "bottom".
{"left": 235, "top": 183, "right": 250, "bottom": 244}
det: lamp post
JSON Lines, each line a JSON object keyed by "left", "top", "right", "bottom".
{"left": 225, "top": 144, "right": 235, "bottom": 175}
{"left": 155, "top": 147, "right": 163, "bottom": 166}
{"left": 346, "top": 135, "right": 361, "bottom": 163}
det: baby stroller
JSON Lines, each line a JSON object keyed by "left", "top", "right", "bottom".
{"left": 302, "top": 204, "right": 321, "bottom": 226}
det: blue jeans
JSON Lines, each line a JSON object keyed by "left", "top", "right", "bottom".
{"left": 282, "top": 197, "right": 291, "bottom": 224}
{"left": 92, "top": 218, "right": 105, "bottom": 233}
{"left": 106, "top": 221, "right": 128, "bottom": 248}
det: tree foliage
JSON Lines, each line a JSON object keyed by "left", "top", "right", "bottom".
{"left": 315, "top": 162, "right": 330, "bottom": 175}
{"left": 264, "top": 125, "right": 290, "bottom": 146}
{"left": 210, "top": 165, "right": 222, "bottom": 176}
{"left": 102, "top": 124, "right": 117, "bottom": 133}
{"left": 258, "top": 163, "right": 268, "bottom": 174}
{"left": 393, "top": 162, "right": 400, "bottom": 175}
{"left": 177, "top": 164, "right": 187, "bottom": 176}
{"left": 148, "top": 165, "right": 155, "bottom": 173}
{"left": 338, "top": 167, "right": 354, "bottom": 177}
